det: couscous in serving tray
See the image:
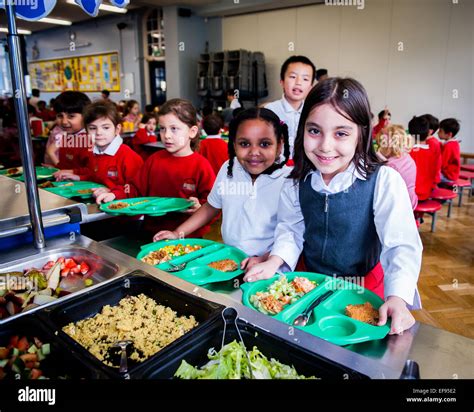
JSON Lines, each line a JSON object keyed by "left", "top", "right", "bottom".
{"left": 137, "top": 239, "right": 248, "bottom": 286}
{"left": 100, "top": 197, "right": 193, "bottom": 217}
{"left": 241, "top": 272, "right": 390, "bottom": 346}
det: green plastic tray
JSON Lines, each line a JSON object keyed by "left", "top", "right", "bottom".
{"left": 11, "top": 166, "right": 59, "bottom": 181}
{"left": 100, "top": 197, "right": 193, "bottom": 217}
{"left": 241, "top": 272, "right": 390, "bottom": 346}
{"left": 137, "top": 239, "right": 248, "bottom": 286}
{"left": 43, "top": 181, "right": 105, "bottom": 199}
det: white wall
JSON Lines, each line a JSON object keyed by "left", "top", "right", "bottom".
{"left": 222, "top": 0, "right": 474, "bottom": 152}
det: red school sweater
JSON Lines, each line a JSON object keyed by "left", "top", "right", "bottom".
{"left": 132, "top": 128, "right": 157, "bottom": 160}
{"left": 75, "top": 144, "right": 143, "bottom": 190}
{"left": 426, "top": 136, "right": 442, "bottom": 184}
{"left": 441, "top": 139, "right": 461, "bottom": 182}
{"left": 199, "top": 138, "right": 229, "bottom": 176}
{"left": 56, "top": 130, "right": 91, "bottom": 172}
{"left": 409, "top": 144, "right": 438, "bottom": 201}
{"left": 113, "top": 150, "right": 216, "bottom": 237}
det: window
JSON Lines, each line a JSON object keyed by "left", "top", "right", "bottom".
{"left": 0, "top": 41, "right": 12, "bottom": 96}
{"left": 145, "top": 9, "right": 165, "bottom": 58}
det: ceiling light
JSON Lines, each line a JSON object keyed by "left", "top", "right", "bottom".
{"left": 37, "top": 17, "right": 72, "bottom": 26}
{"left": 66, "top": 0, "right": 128, "bottom": 14}
{"left": 0, "top": 28, "right": 32, "bottom": 35}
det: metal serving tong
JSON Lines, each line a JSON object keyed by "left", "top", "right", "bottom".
{"left": 221, "top": 307, "right": 255, "bottom": 379}
{"left": 113, "top": 340, "right": 133, "bottom": 374}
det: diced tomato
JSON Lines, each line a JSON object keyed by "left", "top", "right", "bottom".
{"left": 8, "top": 336, "right": 19, "bottom": 348}
{"left": 20, "top": 353, "right": 38, "bottom": 363}
{"left": 69, "top": 265, "right": 81, "bottom": 274}
{"left": 61, "top": 268, "right": 70, "bottom": 277}
{"left": 65, "top": 258, "right": 77, "bottom": 269}
{"left": 57, "top": 257, "right": 65, "bottom": 263}
{"left": 0, "top": 347, "right": 10, "bottom": 359}
{"left": 42, "top": 261, "right": 55, "bottom": 270}
{"left": 30, "top": 368, "right": 42, "bottom": 379}
{"left": 79, "top": 262, "right": 90, "bottom": 275}
{"left": 17, "top": 337, "right": 29, "bottom": 351}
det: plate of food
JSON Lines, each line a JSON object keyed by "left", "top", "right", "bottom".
{"left": 0, "top": 166, "right": 23, "bottom": 177}
{"left": 242, "top": 273, "right": 390, "bottom": 346}
{"left": 13, "top": 167, "right": 59, "bottom": 182}
{"left": 41, "top": 181, "right": 105, "bottom": 199}
{"left": 137, "top": 239, "right": 248, "bottom": 286}
{"left": 100, "top": 197, "right": 193, "bottom": 217}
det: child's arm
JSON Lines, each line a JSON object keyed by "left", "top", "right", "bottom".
{"left": 153, "top": 202, "right": 220, "bottom": 241}
{"left": 374, "top": 166, "right": 423, "bottom": 333}
{"left": 45, "top": 141, "right": 59, "bottom": 166}
{"left": 243, "top": 179, "right": 305, "bottom": 282}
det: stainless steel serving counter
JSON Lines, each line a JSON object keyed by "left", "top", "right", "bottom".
{"left": 2, "top": 233, "right": 472, "bottom": 379}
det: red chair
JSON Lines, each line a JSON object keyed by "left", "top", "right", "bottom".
{"left": 440, "top": 179, "right": 472, "bottom": 206}
{"left": 461, "top": 164, "right": 474, "bottom": 173}
{"left": 430, "top": 188, "right": 457, "bottom": 217}
{"left": 460, "top": 170, "right": 474, "bottom": 181}
{"left": 414, "top": 200, "right": 442, "bottom": 232}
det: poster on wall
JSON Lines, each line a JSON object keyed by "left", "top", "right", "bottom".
{"left": 29, "top": 52, "right": 120, "bottom": 93}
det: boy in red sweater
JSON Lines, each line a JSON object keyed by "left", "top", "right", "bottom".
{"left": 56, "top": 100, "right": 143, "bottom": 195}
{"left": 52, "top": 92, "right": 92, "bottom": 180}
{"left": 422, "top": 114, "right": 442, "bottom": 184}
{"left": 409, "top": 116, "right": 438, "bottom": 201}
{"left": 439, "top": 118, "right": 461, "bottom": 183}
{"left": 132, "top": 114, "right": 158, "bottom": 160}
{"left": 199, "top": 114, "right": 228, "bottom": 175}
{"left": 96, "top": 99, "right": 215, "bottom": 238}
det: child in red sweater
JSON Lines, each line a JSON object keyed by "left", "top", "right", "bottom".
{"left": 55, "top": 100, "right": 143, "bottom": 195}
{"left": 132, "top": 114, "right": 157, "bottom": 160}
{"left": 52, "top": 92, "right": 92, "bottom": 180}
{"left": 199, "top": 113, "right": 228, "bottom": 175}
{"left": 96, "top": 99, "right": 216, "bottom": 238}
{"left": 422, "top": 114, "right": 442, "bottom": 184}
{"left": 439, "top": 118, "right": 461, "bottom": 183}
{"left": 409, "top": 116, "right": 438, "bottom": 201}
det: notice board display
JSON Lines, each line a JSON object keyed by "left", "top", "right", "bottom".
{"left": 29, "top": 52, "right": 120, "bottom": 93}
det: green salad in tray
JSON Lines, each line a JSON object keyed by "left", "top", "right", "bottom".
{"left": 175, "top": 340, "right": 316, "bottom": 380}
{"left": 250, "top": 275, "right": 318, "bottom": 315}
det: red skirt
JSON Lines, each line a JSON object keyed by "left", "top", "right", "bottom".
{"left": 295, "top": 257, "right": 384, "bottom": 299}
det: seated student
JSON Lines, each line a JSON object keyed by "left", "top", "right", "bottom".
{"left": 52, "top": 91, "right": 92, "bottom": 179}
{"left": 132, "top": 114, "right": 158, "bottom": 160}
{"left": 55, "top": 100, "right": 143, "bottom": 194}
{"left": 122, "top": 100, "right": 141, "bottom": 130}
{"left": 36, "top": 100, "right": 55, "bottom": 122}
{"left": 95, "top": 98, "right": 215, "bottom": 239}
{"left": 28, "top": 104, "right": 44, "bottom": 137}
{"left": 265, "top": 55, "right": 316, "bottom": 158}
{"left": 372, "top": 109, "right": 391, "bottom": 138}
{"left": 422, "top": 114, "right": 442, "bottom": 184}
{"left": 408, "top": 116, "right": 438, "bottom": 201}
{"left": 316, "top": 68, "right": 328, "bottom": 82}
{"left": 439, "top": 118, "right": 461, "bottom": 183}
{"left": 199, "top": 114, "right": 229, "bottom": 175}
{"left": 376, "top": 125, "right": 418, "bottom": 209}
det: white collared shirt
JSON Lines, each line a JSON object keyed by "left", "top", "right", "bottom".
{"left": 207, "top": 159, "right": 291, "bottom": 257}
{"left": 270, "top": 162, "right": 423, "bottom": 309}
{"left": 265, "top": 95, "right": 304, "bottom": 157}
{"left": 205, "top": 134, "right": 223, "bottom": 140}
{"left": 93, "top": 136, "right": 123, "bottom": 156}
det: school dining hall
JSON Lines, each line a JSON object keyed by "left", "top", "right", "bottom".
{"left": 0, "top": 0, "right": 473, "bottom": 406}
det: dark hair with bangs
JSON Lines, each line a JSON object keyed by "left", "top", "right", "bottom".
{"left": 83, "top": 100, "right": 121, "bottom": 127}
{"left": 227, "top": 108, "right": 290, "bottom": 178}
{"left": 290, "top": 77, "right": 382, "bottom": 181}
{"left": 53, "top": 91, "right": 91, "bottom": 115}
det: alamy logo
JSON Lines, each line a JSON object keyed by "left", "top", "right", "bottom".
{"left": 18, "top": 386, "right": 56, "bottom": 406}
{"left": 325, "top": 0, "right": 365, "bottom": 10}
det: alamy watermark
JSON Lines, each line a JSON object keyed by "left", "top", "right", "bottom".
{"left": 325, "top": 0, "right": 365, "bottom": 10}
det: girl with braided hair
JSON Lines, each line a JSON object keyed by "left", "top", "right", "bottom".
{"left": 154, "top": 107, "right": 291, "bottom": 270}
